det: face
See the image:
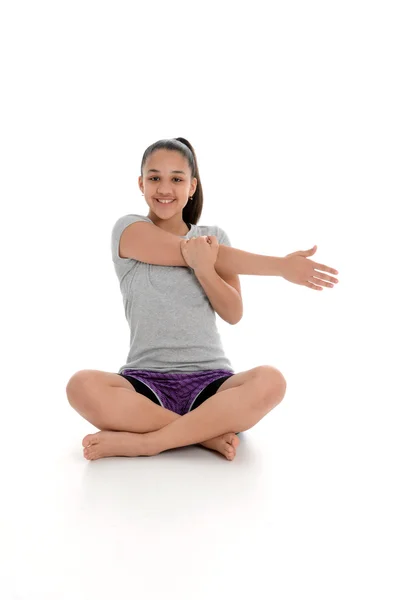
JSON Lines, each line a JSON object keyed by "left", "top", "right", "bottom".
{"left": 139, "top": 149, "right": 197, "bottom": 228}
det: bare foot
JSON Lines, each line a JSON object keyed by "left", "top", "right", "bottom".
{"left": 82, "top": 431, "right": 153, "bottom": 461}
{"left": 82, "top": 431, "right": 240, "bottom": 461}
{"left": 199, "top": 433, "right": 240, "bottom": 461}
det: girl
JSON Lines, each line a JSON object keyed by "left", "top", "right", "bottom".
{"left": 66, "top": 137, "right": 339, "bottom": 461}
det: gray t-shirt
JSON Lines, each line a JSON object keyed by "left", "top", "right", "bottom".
{"left": 111, "top": 214, "right": 234, "bottom": 373}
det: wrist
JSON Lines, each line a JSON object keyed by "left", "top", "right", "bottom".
{"left": 274, "top": 256, "right": 285, "bottom": 277}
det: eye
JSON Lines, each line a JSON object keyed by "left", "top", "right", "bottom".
{"left": 149, "top": 177, "right": 182, "bottom": 182}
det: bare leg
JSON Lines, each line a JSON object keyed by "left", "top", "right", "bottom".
{"left": 91, "top": 387, "right": 239, "bottom": 457}
{"left": 148, "top": 377, "right": 285, "bottom": 454}
{"left": 67, "top": 376, "right": 234, "bottom": 436}
{"left": 67, "top": 381, "right": 184, "bottom": 433}
{"left": 67, "top": 374, "right": 240, "bottom": 459}
{"left": 81, "top": 376, "right": 285, "bottom": 460}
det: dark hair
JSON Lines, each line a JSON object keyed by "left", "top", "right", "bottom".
{"left": 140, "top": 137, "right": 203, "bottom": 226}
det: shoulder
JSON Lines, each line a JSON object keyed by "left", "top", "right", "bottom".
{"left": 112, "top": 214, "right": 152, "bottom": 231}
{"left": 190, "top": 223, "right": 231, "bottom": 246}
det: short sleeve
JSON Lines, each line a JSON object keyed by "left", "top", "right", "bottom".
{"left": 217, "top": 226, "right": 232, "bottom": 247}
{"left": 111, "top": 214, "right": 153, "bottom": 263}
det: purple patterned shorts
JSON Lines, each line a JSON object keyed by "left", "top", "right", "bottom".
{"left": 118, "top": 369, "right": 235, "bottom": 416}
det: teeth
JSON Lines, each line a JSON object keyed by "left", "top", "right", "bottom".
{"left": 157, "top": 199, "right": 174, "bottom": 204}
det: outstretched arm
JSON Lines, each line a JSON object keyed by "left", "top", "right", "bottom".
{"left": 214, "top": 244, "right": 283, "bottom": 277}
{"left": 214, "top": 243, "right": 339, "bottom": 291}
{"left": 118, "top": 220, "right": 338, "bottom": 289}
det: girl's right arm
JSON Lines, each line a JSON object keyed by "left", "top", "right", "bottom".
{"left": 119, "top": 220, "right": 283, "bottom": 276}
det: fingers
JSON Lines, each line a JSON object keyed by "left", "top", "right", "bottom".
{"left": 314, "top": 262, "right": 339, "bottom": 275}
{"left": 305, "top": 281, "right": 323, "bottom": 290}
{"left": 310, "top": 276, "right": 335, "bottom": 288}
{"left": 313, "top": 271, "right": 339, "bottom": 285}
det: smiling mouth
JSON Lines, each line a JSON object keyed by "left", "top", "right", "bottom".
{"left": 156, "top": 199, "right": 176, "bottom": 204}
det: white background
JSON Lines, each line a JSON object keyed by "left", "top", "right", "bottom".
{"left": 1, "top": 1, "right": 399, "bottom": 598}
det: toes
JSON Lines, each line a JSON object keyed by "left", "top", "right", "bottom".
{"left": 82, "top": 434, "right": 92, "bottom": 448}
{"left": 228, "top": 434, "right": 240, "bottom": 449}
{"left": 82, "top": 433, "right": 98, "bottom": 448}
{"left": 83, "top": 446, "right": 97, "bottom": 461}
{"left": 223, "top": 434, "right": 240, "bottom": 460}
{"left": 225, "top": 433, "right": 240, "bottom": 449}
{"left": 225, "top": 442, "right": 235, "bottom": 458}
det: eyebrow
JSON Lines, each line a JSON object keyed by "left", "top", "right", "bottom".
{"left": 147, "top": 169, "right": 186, "bottom": 175}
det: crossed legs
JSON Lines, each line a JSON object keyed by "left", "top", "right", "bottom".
{"left": 66, "top": 366, "right": 287, "bottom": 460}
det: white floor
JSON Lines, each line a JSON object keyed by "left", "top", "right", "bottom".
{"left": 2, "top": 373, "right": 398, "bottom": 600}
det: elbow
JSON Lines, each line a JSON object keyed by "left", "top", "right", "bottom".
{"left": 229, "top": 310, "right": 243, "bottom": 325}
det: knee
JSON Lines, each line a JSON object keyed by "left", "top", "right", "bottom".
{"left": 66, "top": 370, "right": 95, "bottom": 402}
{"left": 254, "top": 365, "right": 287, "bottom": 402}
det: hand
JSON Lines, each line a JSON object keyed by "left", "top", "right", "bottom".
{"left": 281, "top": 245, "right": 339, "bottom": 290}
{"left": 180, "top": 235, "right": 219, "bottom": 273}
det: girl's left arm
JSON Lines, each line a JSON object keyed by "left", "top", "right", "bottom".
{"left": 194, "top": 268, "right": 243, "bottom": 325}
